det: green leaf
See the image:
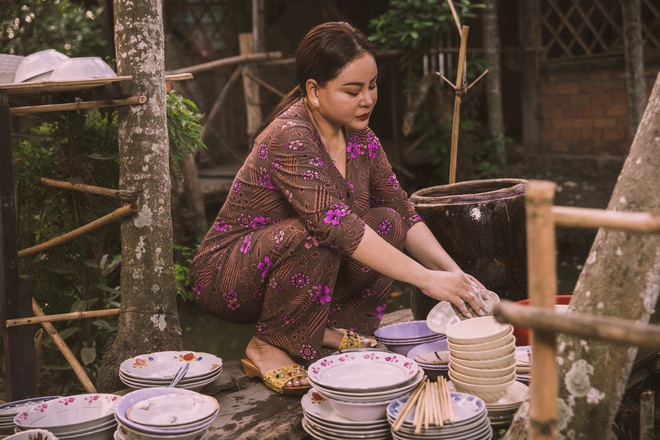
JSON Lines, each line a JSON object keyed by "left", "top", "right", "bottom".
{"left": 80, "top": 347, "right": 96, "bottom": 365}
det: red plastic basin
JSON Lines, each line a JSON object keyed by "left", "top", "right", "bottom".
{"left": 512, "top": 295, "right": 573, "bottom": 346}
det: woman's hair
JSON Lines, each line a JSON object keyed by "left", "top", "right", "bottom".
{"left": 252, "top": 21, "right": 376, "bottom": 141}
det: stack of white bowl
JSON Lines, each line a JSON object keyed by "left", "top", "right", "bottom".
{"left": 386, "top": 391, "right": 492, "bottom": 439}
{"left": 0, "top": 397, "right": 59, "bottom": 435}
{"left": 119, "top": 351, "right": 222, "bottom": 391}
{"left": 13, "top": 394, "right": 121, "bottom": 440}
{"left": 114, "top": 388, "right": 218, "bottom": 440}
{"left": 446, "top": 316, "right": 517, "bottom": 404}
{"left": 374, "top": 321, "right": 446, "bottom": 355}
{"left": 303, "top": 350, "right": 423, "bottom": 439}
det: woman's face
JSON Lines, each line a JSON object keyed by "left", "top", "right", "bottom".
{"left": 312, "top": 52, "right": 378, "bottom": 131}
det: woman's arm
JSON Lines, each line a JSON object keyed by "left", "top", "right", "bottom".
{"left": 350, "top": 224, "right": 488, "bottom": 317}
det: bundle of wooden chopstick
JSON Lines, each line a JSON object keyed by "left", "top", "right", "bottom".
{"left": 391, "top": 376, "right": 455, "bottom": 433}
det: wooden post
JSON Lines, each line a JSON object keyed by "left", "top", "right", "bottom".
{"left": 526, "top": 180, "right": 558, "bottom": 440}
{"left": 3, "top": 277, "right": 38, "bottom": 400}
{"left": 239, "top": 33, "right": 262, "bottom": 140}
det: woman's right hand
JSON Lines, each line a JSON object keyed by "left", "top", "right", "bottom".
{"left": 418, "top": 269, "right": 490, "bottom": 318}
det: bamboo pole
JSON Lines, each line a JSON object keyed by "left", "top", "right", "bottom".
{"left": 18, "top": 204, "right": 137, "bottom": 258}
{"left": 166, "top": 51, "right": 283, "bottom": 76}
{"left": 32, "top": 299, "right": 97, "bottom": 393}
{"left": 7, "top": 308, "right": 120, "bottom": 328}
{"left": 494, "top": 301, "right": 660, "bottom": 348}
{"left": 552, "top": 205, "right": 660, "bottom": 233}
{"left": 39, "top": 178, "right": 136, "bottom": 202}
{"left": 526, "top": 180, "right": 558, "bottom": 440}
{"left": 10, "top": 95, "right": 146, "bottom": 115}
{"left": 448, "top": 25, "right": 469, "bottom": 184}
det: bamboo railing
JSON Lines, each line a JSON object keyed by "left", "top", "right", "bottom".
{"left": 493, "top": 179, "right": 660, "bottom": 440}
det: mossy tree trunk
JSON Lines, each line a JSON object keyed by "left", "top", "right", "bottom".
{"left": 505, "top": 72, "right": 660, "bottom": 439}
{"left": 96, "top": 0, "right": 183, "bottom": 392}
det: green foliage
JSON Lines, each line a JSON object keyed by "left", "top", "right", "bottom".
{"left": 0, "top": 0, "right": 109, "bottom": 57}
{"left": 167, "top": 92, "right": 207, "bottom": 179}
{"left": 369, "top": 0, "right": 507, "bottom": 182}
{"left": 173, "top": 244, "right": 199, "bottom": 302}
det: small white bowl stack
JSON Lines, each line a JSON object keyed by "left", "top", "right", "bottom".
{"left": 446, "top": 316, "right": 517, "bottom": 404}
{"left": 13, "top": 393, "right": 121, "bottom": 440}
{"left": 374, "top": 321, "right": 446, "bottom": 356}
{"left": 302, "top": 350, "right": 424, "bottom": 439}
{"left": 0, "top": 397, "right": 59, "bottom": 435}
{"left": 119, "top": 351, "right": 223, "bottom": 391}
{"left": 114, "top": 388, "right": 219, "bottom": 440}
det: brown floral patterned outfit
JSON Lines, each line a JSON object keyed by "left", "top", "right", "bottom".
{"left": 190, "top": 99, "right": 423, "bottom": 361}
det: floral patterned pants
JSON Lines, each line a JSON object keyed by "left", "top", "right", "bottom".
{"left": 192, "top": 207, "right": 407, "bottom": 361}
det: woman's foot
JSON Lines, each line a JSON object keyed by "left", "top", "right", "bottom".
{"left": 323, "top": 327, "right": 376, "bottom": 349}
{"left": 245, "top": 336, "right": 310, "bottom": 389}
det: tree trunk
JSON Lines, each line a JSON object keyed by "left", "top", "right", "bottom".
{"left": 504, "top": 71, "right": 660, "bottom": 439}
{"left": 482, "top": 0, "right": 505, "bottom": 169}
{"left": 621, "top": 0, "right": 647, "bottom": 136}
{"left": 96, "top": 0, "right": 183, "bottom": 392}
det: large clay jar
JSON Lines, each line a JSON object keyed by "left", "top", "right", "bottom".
{"left": 408, "top": 179, "right": 528, "bottom": 320}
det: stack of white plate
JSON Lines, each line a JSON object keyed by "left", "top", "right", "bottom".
{"left": 300, "top": 389, "right": 391, "bottom": 440}
{"left": 387, "top": 392, "right": 493, "bottom": 439}
{"left": 119, "top": 351, "right": 222, "bottom": 391}
{"left": 0, "top": 397, "right": 59, "bottom": 435}
{"left": 445, "top": 316, "right": 517, "bottom": 404}
{"left": 375, "top": 321, "right": 446, "bottom": 355}
{"left": 515, "top": 346, "right": 532, "bottom": 384}
{"left": 303, "top": 350, "right": 424, "bottom": 439}
{"left": 407, "top": 339, "right": 450, "bottom": 380}
{"left": 114, "top": 388, "right": 218, "bottom": 440}
{"left": 13, "top": 394, "right": 121, "bottom": 440}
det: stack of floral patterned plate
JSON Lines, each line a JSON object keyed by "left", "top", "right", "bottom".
{"left": 0, "top": 397, "right": 59, "bottom": 435}
{"left": 302, "top": 350, "right": 423, "bottom": 439}
{"left": 119, "top": 351, "right": 222, "bottom": 391}
{"left": 13, "top": 394, "right": 121, "bottom": 440}
{"left": 407, "top": 339, "right": 450, "bottom": 380}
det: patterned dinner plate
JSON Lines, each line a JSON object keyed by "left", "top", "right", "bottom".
{"left": 119, "top": 351, "right": 222, "bottom": 380}
{"left": 307, "top": 351, "right": 420, "bottom": 392}
{"left": 126, "top": 392, "right": 219, "bottom": 427}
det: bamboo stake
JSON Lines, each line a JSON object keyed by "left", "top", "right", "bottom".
{"left": 39, "top": 178, "right": 136, "bottom": 202}
{"left": 526, "top": 180, "right": 559, "bottom": 440}
{"left": 392, "top": 377, "right": 427, "bottom": 431}
{"left": 166, "top": 51, "right": 283, "bottom": 76}
{"left": 448, "top": 25, "right": 470, "bottom": 184}
{"left": 18, "top": 204, "right": 137, "bottom": 258}
{"left": 10, "top": 95, "right": 146, "bottom": 115}
{"left": 552, "top": 205, "right": 660, "bottom": 233}
{"left": 494, "top": 301, "right": 660, "bottom": 348}
{"left": 7, "top": 308, "right": 120, "bottom": 328}
{"left": 32, "top": 299, "right": 97, "bottom": 393}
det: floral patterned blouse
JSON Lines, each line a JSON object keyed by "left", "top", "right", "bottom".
{"left": 198, "top": 99, "right": 422, "bottom": 260}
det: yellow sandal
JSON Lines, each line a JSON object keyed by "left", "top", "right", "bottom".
{"left": 241, "top": 358, "right": 310, "bottom": 396}
{"left": 337, "top": 328, "right": 377, "bottom": 350}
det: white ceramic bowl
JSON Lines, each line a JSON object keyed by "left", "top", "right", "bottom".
{"left": 13, "top": 394, "right": 120, "bottom": 431}
{"left": 446, "top": 330, "right": 514, "bottom": 352}
{"left": 49, "top": 57, "right": 116, "bottom": 81}
{"left": 449, "top": 350, "right": 516, "bottom": 370}
{"left": 447, "top": 366, "right": 516, "bottom": 385}
{"left": 448, "top": 373, "right": 514, "bottom": 403}
{"left": 449, "top": 340, "right": 515, "bottom": 361}
{"left": 324, "top": 395, "right": 392, "bottom": 422}
{"left": 449, "top": 359, "right": 516, "bottom": 378}
{"left": 14, "top": 49, "right": 69, "bottom": 83}
{"left": 4, "top": 429, "right": 59, "bottom": 440}
{"left": 114, "top": 388, "right": 213, "bottom": 436}
{"left": 445, "top": 316, "right": 512, "bottom": 345}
